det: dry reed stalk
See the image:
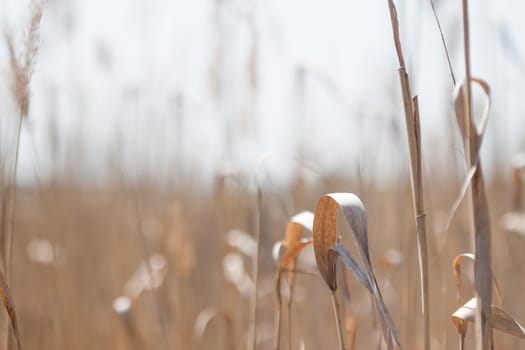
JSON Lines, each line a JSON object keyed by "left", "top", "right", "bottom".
{"left": 456, "top": 2, "right": 494, "bottom": 342}
{"left": 1, "top": 3, "right": 45, "bottom": 349}
{"left": 330, "top": 291, "right": 346, "bottom": 350}
{"left": 4, "top": 1, "right": 41, "bottom": 278}
{"left": 313, "top": 193, "right": 401, "bottom": 350}
{"left": 446, "top": 75, "right": 493, "bottom": 349}
{"left": 249, "top": 187, "right": 262, "bottom": 350}
{"left": 385, "top": 1, "right": 429, "bottom": 349}
{"left": 336, "top": 260, "right": 356, "bottom": 350}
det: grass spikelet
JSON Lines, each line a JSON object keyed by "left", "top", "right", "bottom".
{"left": 313, "top": 193, "right": 401, "bottom": 350}
{"left": 3, "top": 0, "right": 46, "bottom": 281}
{"left": 2, "top": 3, "right": 45, "bottom": 349}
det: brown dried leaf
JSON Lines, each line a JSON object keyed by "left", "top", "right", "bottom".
{"left": 313, "top": 193, "right": 401, "bottom": 349}
{"left": 276, "top": 211, "right": 314, "bottom": 286}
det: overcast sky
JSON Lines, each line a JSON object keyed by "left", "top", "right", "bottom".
{"left": 1, "top": 0, "right": 525, "bottom": 186}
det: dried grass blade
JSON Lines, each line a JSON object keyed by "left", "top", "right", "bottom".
{"left": 453, "top": 76, "right": 493, "bottom": 349}
{"left": 331, "top": 244, "right": 370, "bottom": 292}
{"left": 428, "top": 0, "right": 456, "bottom": 85}
{"left": 0, "top": 270, "right": 22, "bottom": 350}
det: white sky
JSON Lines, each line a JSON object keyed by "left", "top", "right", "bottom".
{"left": 1, "top": 0, "right": 524, "bottom": 187}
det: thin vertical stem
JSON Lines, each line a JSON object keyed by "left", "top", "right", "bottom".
{"left": 461, "top": 1, "right": 492, "bottom": 349}
{"left": 330, "top": 292, "right": 347, "bottom": 350}
{"left": 386, "top": 1, "right": 430, "bottom": 349}
{"left": 2, "top": 109, "right": 23, "bottom": 350}
{"left": 286, "top": 276, "right": 295, "bottom": 350}
{"left": 5, "top": 110, "right": 23, "bottom": 283}
{"left": 462, "top": 0, "right": 472, "bottom": 160}
{"left": 250, "top": 187, "right": 262, "bottom": 350}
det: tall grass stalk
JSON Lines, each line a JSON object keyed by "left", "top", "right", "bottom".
{"left": 2, "top": 3, "right": 45, "bottom": 348}
{"left": 386, "top": 1, "right": 430, "bottom": 349}
{"left": 4, "top": 111, "right": 22, "bottom": 283}
{"left": 250, "top": 187, "right": 262, "bottom": 350}
{"left": 461, "top": 1, "right": 493, "bottom": 349}
{"left": 330, "top": 291, "right": 347, "bottom": 350}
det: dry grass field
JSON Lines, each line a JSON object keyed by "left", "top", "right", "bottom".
{"left": 5, "top": 174, "right": 525, "bottom": 350}
{"left": 2, "top": 1, "right": 525, "bottom": 350}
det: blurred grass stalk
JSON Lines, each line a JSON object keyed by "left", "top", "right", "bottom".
{"left": 2, "top": 1, "right": 45, "bottom": 349}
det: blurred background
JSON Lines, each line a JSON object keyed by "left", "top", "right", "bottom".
{"left": 1, "top": 0, "right": 525, "bottom": 349}
{"left": 1, "top": 0, "right": 525, "bottom": 186}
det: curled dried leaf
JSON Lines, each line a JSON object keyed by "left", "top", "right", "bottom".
{"left": 273, "top": 211, "right": 314, "bottom": 350}
{"left": 453, "top": 77, "right": 491, "bottom": 151}
{"left": 453, "top": 76, "right": 493, "bottom": 349}
{"left": 279, "top": 211, "right": 314, "bottom": 277}
{"left": 453, "top": 254, "right": 503, "bottom": 306}
{"left": 275, "top": 211, "right": 314, "bottom": 292}
{"left": 452, "top": 298, "right": 525, "bottom": 340}
{"left": 312, "top": 195, "right": 339, "bottom": 291}
{"left": 313, "top": 193, "right": 401, "bottom": 349}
